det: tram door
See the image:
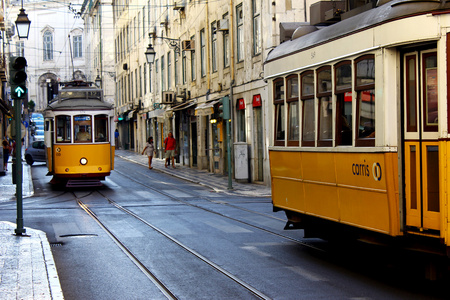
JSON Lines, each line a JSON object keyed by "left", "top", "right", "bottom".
{"left": 403, "top": 50, "right": 440, "bottom": 232}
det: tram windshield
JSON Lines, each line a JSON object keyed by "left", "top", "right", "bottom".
{"left": 74, "top": 115, "right": 92, "bottom": 142}
{"left": 56, "top": 115, "right": 71, "bottom": 142}
{"left": 94, "top": 115, "right": 108, "bottom": 142}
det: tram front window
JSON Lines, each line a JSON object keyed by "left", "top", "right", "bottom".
{"left": 56, "top": 115, "right": 71, "bottom": 142}
{"left": 74, "top": 115, "right": 92, "bottom": 142}
{"left": 95, "top": 115, "right": 108, "bottom": 142}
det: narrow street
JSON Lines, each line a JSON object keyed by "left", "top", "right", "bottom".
{"left": 0, "top": 154, "right": 446, "bottom": 299}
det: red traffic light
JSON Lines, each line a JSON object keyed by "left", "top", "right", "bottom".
{"left": 12, "top": 57, "right": 27, "bottom": 70}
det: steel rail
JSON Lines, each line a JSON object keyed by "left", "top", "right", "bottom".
{"left": 76, "top": 196, "right": 178, "bottom": 300}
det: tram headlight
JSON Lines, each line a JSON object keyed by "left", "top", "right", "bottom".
{"left": 80, "top": 157, "right": 88, "bottom": 165}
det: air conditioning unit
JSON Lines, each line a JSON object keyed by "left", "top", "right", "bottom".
{"left": 218, "top": 19, "right": 229, "bottom": 31}
{"left": 162, "top": 91, "right": 175, "bottom": 104}
{"left": 176, "top": 87, "right": 186, "bottom": 99}
{"left": 181, "top": 40, "right": 194, "bottom": 51}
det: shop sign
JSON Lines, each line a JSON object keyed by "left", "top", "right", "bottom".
{"left": 252, "top": 94, "right": 262, "bottom": 107}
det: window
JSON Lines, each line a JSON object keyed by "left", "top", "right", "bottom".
{"left": 191, "top": 35, "right": 196, "bottom": 81}
{"left": 182, "top": 50, "right": 187, "bottom": 84}
{"left": 223, "top": 13, "right": 230, "bottom": 68}
{"left": 252, "top": 0, "right": 261, "bottom": 55}
{"left": 149, "top": 63, "right": 152, "bottom": 93}
{"left": 43, "top": 31, "right": 53, "bottom": 60}
{"left": 168, "top": 52, "right": 172, "bottom": 89}
{"left": 175, "top": 52, "right": 179, "bottom": 86}
{"left": 237, "top": 99, "right": 246, "bottom": 142}
{"left": 355, "top": 55, "right": 375, "bottom": 146}
{"left": 74, "top": 115, "right": 92, "bottom": 143}
{"left": 73, "top": 35, "right": 82, "bottom": 58}
{"left": 301, "top": 71, "right": 315, "bottom": 146}
{"left": 236, "top": 4, "right": 244, "bottom": 62}
{"left": 335, "top": 61, "right": 353, "bottom": 146}
{"left": 317, "top": 66, "right": 332, "bottom": 146}
{"left": 423, "top": 52, "right": 438, "bottom": 131}
{"left": 144, "top": 63, "right": 147, "bottom": 94}
{"left": 201, "top": 29, "right": 206, "bottom": 77}
{"left": 155, "top": 59, "right": 159, "bottom": 94}
{"left": 16, "top": 41, "right": 24, "bottom": 57}
{"left": 56, "top": 115, "right": 71, "bottom": 142}
{"left": 161, "top": 55, "right": 165, "bottom": 91}
{"left": 211, "top": 21, "right": 218, "bottom": 73}
{"left": 273, "top": 78, "right": 285, "bottom": 146}
{"left": 286, "top": 75, "right": 299, "bottom": 146}
{"left": 139, "top": 66, "right": 142, "bottom": 97}
{"left": 95, "top": 115, "right": 109, "bottom": 142}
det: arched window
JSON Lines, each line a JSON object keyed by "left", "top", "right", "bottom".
{"left": 43, "top": 31, "right": 53, "bottom": 61}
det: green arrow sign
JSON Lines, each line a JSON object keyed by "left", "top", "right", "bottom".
{"left": 13, "top": 85, "right": 27, "bottom": 98}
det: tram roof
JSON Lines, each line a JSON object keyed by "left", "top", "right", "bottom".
{"left": 265, "top": 0, "right": 450, "bottom": 66}
{"left": 45, "top": 87, "right": 113, "bottom": 111}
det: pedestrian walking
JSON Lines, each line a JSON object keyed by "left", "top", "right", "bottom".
{"left": 2, "top": 140, "right": 11, "bottom": 171}
{"left": 114, "top": 129, "right": 120, "bottom": 149}
{"left": 142, "top": 137, "right": 155, "bottom": 169}
{"left": 164, "top": 132, "right": 176, "bottom": 169}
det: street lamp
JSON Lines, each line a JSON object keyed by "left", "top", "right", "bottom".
{"left": 145, "top": 34, "right": 180, "bottom": 64}
{"left": 145, "top": 44, "right": 156, "bottom": 64}
{"left": 15, "top": 4, "right": 31, "bottom": 39}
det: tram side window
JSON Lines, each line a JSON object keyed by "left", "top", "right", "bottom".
{"left": 74, "top": 115, "right": 92, "bottom": 142}
{"left": 335, "top": 61, "right": 352, "bottom": 146}
{"left": 286, "top": 75, "right": 299, "bottom": 146}
{"left": 301, "top": 71, "right": 315, "bottom": 146}
{"left": 56, "top": 115, "right": 71, "bottom": 142}
{"left": 317, "top": 66, "right": 332, "bottom": 146}
{"left": 95, "top": 115, "right": 109, "bottom": 142}
{"left": 355, "top": 55, "right": 375, "bottom": 146}
{"left": 273, "top": 78, "right": 285, "bottom": 146}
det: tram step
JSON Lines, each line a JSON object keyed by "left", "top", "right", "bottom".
{"left": 66, "top": 179, "right": 103, "bottom": 187}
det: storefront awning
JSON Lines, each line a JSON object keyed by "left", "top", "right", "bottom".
{"left": 127, "top": 110, "right": 137, "bottom": 119}
{"left": 194, "top": 99, "right": 221, "bottom": 116}
{"left": 170, "top": 100, "right": 197, "bottom": 111}
{"left": 147, "top": 108, "right": 165, "bottom": 119}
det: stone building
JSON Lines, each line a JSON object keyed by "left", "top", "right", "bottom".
{"left": 8, "top": 0, "right": 86, "bottom": 112}
{"left": 110, "top": 0, "right": 313, "bottom": 185}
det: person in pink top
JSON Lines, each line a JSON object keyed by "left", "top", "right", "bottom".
{"left": 164, "top": 132, "right": 176, "bottom": 168}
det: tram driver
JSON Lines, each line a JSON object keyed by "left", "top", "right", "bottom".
{"left": 76, "top": 126, "right": 91, "bottom": 142}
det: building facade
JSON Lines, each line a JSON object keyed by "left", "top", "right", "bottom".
{"left": 8, "top": 0, "right": 86, "bottom": 112}
{"left": 109, "top": 0, "right": 314, "bottom": 185}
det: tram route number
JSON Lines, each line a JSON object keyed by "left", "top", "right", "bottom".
{"left": 352, "top": 161, "right": 382, "bottom": 181}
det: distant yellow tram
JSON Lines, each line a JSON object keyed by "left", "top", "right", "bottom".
{"left": 44, "top": 81, "right": 115, "bottom": 187}
{"left": 265, "top": 0, "right": 450, "bottom": 256}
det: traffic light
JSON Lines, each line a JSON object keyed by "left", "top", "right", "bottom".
{"left": 218, "top": 96, "right": 230, "bottom": 120}
{"left": 10, "top": 56, "right": 27, "bottom": 99}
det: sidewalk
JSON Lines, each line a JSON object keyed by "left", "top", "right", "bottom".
{"left": 115, "top": 149, "right": 272, "bottom": 198}
{"left": 0, "top": 149, "right": 271, "bottom": 300}
{"left": 0, "top": 160, "right": 63, "bottom": 299}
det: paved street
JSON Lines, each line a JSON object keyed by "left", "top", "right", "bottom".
{"left": 0, "top": 152, "right": 447, "bottom": 299}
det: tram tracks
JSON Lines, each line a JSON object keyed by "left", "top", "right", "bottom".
{"left": 113, "top": 168, "right": 324, "bottom": 252}
{"left": 74, "top": 190, "right": 272, "bottom": 299}
{"left": 71, "top": 164, "right": 326, "bottom": 299}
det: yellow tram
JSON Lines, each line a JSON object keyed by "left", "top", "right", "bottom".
{"left": 265, "top": 0, "right": 450, "bottom": 256}
{"left": 44, "top": 81, "right": 115, "bottom": 186}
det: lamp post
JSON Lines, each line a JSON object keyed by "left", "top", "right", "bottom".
{"left": 13, "top": 3, "right": 31, "bottom": 236}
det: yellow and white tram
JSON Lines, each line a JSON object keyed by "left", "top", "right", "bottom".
{"left": 44, "top": 81, "right": 115, "bottom": 186}
{"left": 265, "top": 0, "right": 450, "bottom": 256}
